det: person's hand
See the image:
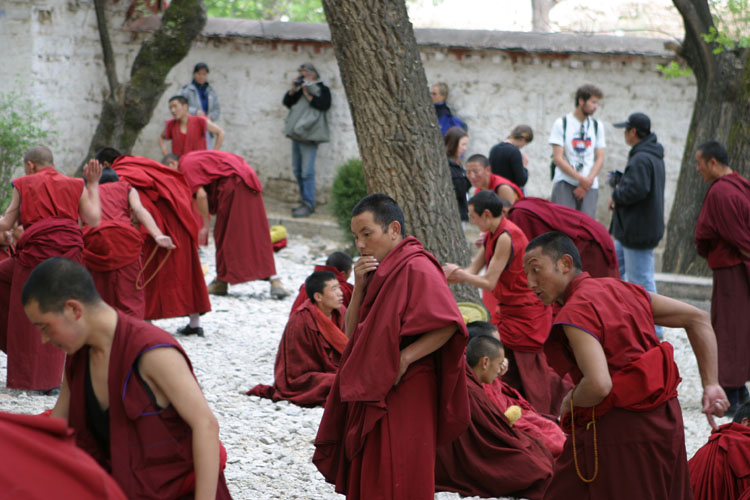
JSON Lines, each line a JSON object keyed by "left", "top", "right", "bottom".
{"left": 442, "top": 263, "right": 462, "bottom": 284}
{"left": 198, "top": 226, "right": 209, "bottom": 246}
{"left": 608, "top": 197, "right": 615, "bottom": 211}
{"left": 83, "top": 159, "right": 102, "bottom": 185}
{"left": 353, "top": 256, "right": 378, "bottom": 288}
{"left": 395, "top": 352, "right": 410, "bottom": 386}
{"left": 474, "top": 235, "right": 484, "bottom": 248}
{"left": 196, "top": 110, "right": 205, "bottom": 117}
{"left": 573, "top": 185, "right": 588, "bottom": 200}
{"left": 578, "top": 176, "right": 594, "bottom": 191}
{"left": 154, "top": 235, "right": 176, "bottom": 249}
{"left": 702, "top": 384, "right": 730, "bottom": 430}
{"left": 499, "top": 357, "right": 509, "bottom": 377}
{"left": 559, "top": 388, "right": 574, "bottom": 420}
{"left": 302, "top": 85, "right": 312, "bottom": 101}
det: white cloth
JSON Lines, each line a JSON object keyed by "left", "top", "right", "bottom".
{"left": 548, "top": 112, "right": 606, "bottom": 189}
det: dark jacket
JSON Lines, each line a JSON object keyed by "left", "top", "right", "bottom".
{"left": 610, "top": 133, "right": 665, "bottom": 249}
{"left": 449, "top": 158, "right": 471, "bottom": 222}
{"left": 435, "top": 102, "right": 467, "bottom": 135}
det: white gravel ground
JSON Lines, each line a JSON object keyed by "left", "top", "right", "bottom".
{"left": 0, "top": 235, "right": 732, "bottom": 500}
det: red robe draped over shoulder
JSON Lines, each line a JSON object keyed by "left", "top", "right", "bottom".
{"left": 164, "top": 115, "right": 207, "bottom": 155}
{"left": 65, "top": 312, "right": 231, "bottom": 499}
{"left": 179, "top": 150, "right": 276, "bottom": 283}
{"left": 113, "top": 156, "right": 210, "bottom": 320}
{"left": 247, "top": 300, "right": 346, "bottom": 406}
{"left": 435, "top": 363, "right": 553, "bottom": 499}
{"left": 507, "top": 197, "right": 619, "bottom": 279}
{"left": 290, "top": 264, "right": 354, "bottom": 314}
{"left": 689, "top": 422, "right": 750, "bottom": 500}
{"left": 0, "top": 411, "right": 127, "bottom": 499}
{"left": 313, "top": 237, "right": 469, "bottom": 500}
{"left": 544, "top": 273, "right": 690, "bottom": 500}
{"left": 484, "top": 173, "right": 525, "bottom": 200}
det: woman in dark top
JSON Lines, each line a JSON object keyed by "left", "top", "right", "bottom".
{"left": 488, "top": 124, "right": 533, "bottom": 188}
{"left": 445, "top": 126, "right": 471, "bottom": 222}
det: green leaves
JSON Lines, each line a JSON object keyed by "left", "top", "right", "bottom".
{"left": 703, "top": 0, "right": 750, "bottom": 53}
{"left": 204, "top": 0, "right": 326, "bottom": 23}
{"left": 656, "top": 61, "right": 693, "bottom": 78}
{"left": 331, "top": 159, "right": 367, "bottom": 235}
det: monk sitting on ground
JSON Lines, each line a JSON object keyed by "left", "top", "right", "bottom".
{"left": 290, "top": 251, "right": 354, "bottom": 313}
{"left": 23, "top": 257, "right": 232, "bottom": 499}
{"left": 444, "top": 190, "right": 570, "bottom": 416}
{"left": 435, "top": 334, "right": 553, "bottom": 499}
{"left": 248, "top": 270, "right": 347, "bottom": 407}
{"left": 465, "top": 153, "right": 524, "bottom": 205}
{"left": 468, "top": 320, "right": 566, "bottom": 458}
{"left": 689, "top": 400, "right": 750, "bottom": 500}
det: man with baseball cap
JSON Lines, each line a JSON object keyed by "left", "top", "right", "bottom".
{"left": 609, "top": 112, "right": 666, "bottom": 336}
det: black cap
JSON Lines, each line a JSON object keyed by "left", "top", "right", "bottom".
{"left": 613, "top": 112, "right": 650, "bottom": 134}
{"left": 193, "top": 62, "right": 209, "bottom": 73}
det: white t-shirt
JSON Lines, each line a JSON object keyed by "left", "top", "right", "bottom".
{"left": 548, "top": 113, "right": 606, "bottom": 189}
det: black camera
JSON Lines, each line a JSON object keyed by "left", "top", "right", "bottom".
{"left": 575, "top": 163, "right": 584, "bottom": 172}
{"left": 295, "top": 75, "right": 305, "bottom": 87}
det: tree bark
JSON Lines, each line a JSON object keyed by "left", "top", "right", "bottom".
{"left": 81, "top": 0, "right": 206, "bottom": 169}
{"left": 320, "top": 0, "right": 479, "bottom": 303}
{"left": 663, "top": 0, "right": 749, "bottom": 275}
{"left": 531, "top": 0, "right": 559, "bottom": 32}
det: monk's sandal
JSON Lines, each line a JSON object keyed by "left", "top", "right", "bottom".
{"left": 270, "top": 278, "right": 289, "bottom": 300}
{"left": 177, "top": 324, "right": 205, "bottom": 337}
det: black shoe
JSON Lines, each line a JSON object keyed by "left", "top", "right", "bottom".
{"left": 177, "top": 324, "right": 204, "bottom": 337}
{"left": 292, "top": 203, "right": 314, "bottom": 218}
{"left": 39, "top": 386, "right": 60, "bottom": 397}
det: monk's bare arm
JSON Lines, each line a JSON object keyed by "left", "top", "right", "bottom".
{"left": 396, "top": 324, "right": 457, "bottom": 385}
{"left": 345, "top": 256, "right": 377, "bottom": 337}
{"left": 495, "top": 184, "right": 518, "bottom": 204}
{"left": 159, "top": 131, "right": 168, "bottom": 156}
{"left": 79, "top": 159, "right": 102, "bottom": 227}
{"left": 195, "top": 187, "right": 210, "bottom": 243}
{"left": 0, "top": 189, "right": 21, "bottom": 232}
{"left": 128, "top": 189, "right": 175, "bottom": 249}
{"left": 446, "top": 233, "right": 510, "bottom": 290}
{"left": 140, "top": 348, "right": 220, "bottom": 500}
{"left": 206, "top": 120, "right": 224, "bottom": 150}
{"left": 561, "top": 325, "right": 612, "bottom": 413}
{"left": 50, "top": 374, "right": 71, "bottom": 422}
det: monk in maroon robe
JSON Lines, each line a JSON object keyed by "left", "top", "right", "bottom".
{"left": 22, "top": 258, "right": 232, "bottom": 499}
{"left": 290, "top": 251, "right": 353, "bottom": 313}
{"left": 444, "top": 190, "right": 570, "bottom": 416}
{"left": 158, "top": 95, "right": 224, "bottom": 156}
{"left": 523, "top": 231, "right": 729, "bottom": 499}
{"left": 313, "top": 194, "right": 469, "bottom": 499}
{"left": 248, "top": 270, "right": 348, "bottom": 406}
{"left": 689, "top": 401, "right": 750, "bottom": 500}
{"left": 466, "top": 154, "right": 524, "bottom": 205}
{"left": 0, "top": 145, "right": 101, "bottom": 391}
{"left": 113, "top": 155, "right": 211, "bottom": 334}
{"left": 694, "top": 141, "right": 750, "bottom": 411}
{"left": 435, "top": 335, "right": 553, "bottom": 499}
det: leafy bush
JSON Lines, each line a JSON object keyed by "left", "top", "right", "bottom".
{"left": 0, "top": 88, "right": 56, "bottom": 208}
{"left": 331, "top": 158, "right": 367, "bottom": 234}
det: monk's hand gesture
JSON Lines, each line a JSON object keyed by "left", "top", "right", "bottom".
{"left": 442, "top": 263, "right": 463, "bottom": 284}
{"left": 83, "top": 159, "right": 102, "bottom": 185}
{"left": 154, "top": 235, "right": 176, "bottom": 250}
{"left": 353, "top": 256, "right": 378, "bottom": 288}
{"left": 702, "top": 384, "right": 730, "bottom": 430}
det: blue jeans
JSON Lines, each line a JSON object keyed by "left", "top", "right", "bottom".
{"left": 291, "top": 140, "right": 318, "bottom": 208}
{"left": 615, "top": 239, "right": 662, "bottom": 338}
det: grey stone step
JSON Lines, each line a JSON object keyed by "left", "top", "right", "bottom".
{"left": 655, "top": 272, "right": 712, "bottom": 301}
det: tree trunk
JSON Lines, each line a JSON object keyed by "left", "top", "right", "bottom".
{"left": 80, "top": 0, "right": 206, "bottom": 170}
{"left": 531, "top": 0, "right": 558, "bottom": 32}
{"left": 320, "top": 0, "right": 479, "bottom": 303}
{"left": 663, "top": 0, "right": 749, "bottom": 275}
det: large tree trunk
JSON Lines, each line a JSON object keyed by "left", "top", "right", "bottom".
{"left": 80, "top": 0, "right": 206, "bottom": 170}
{"left": 663, "top": 0, "right": 749, "bottom": 275}
{"left": 531, "top": 0, "right": 559, "bottom": 32}
{"left": 320, "top": 0, "right": 479, "bottom": 303}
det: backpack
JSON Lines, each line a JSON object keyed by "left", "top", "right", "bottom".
{"left": 549, "top": 116, "right": 599, "bottom": 180}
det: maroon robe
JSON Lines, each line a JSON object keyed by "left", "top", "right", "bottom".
{"left": 695, "top": 172, "right": 750, "bottom": 388}
{"left": 435, "top": 363, "right": 553, "bottom": 499}
{"left": 507, "top": 197, "right": 619, "bottom": 279}
{"left": 290, "top": 264, "right": 354, "bottom": 314}
{"left": 247, "top": 300, "right": 347, "bottom": 406}
{"left": 164, "top": 115, "right": 207, "bottom": 155}
{"left": 179, "top": 150, "right": 276, "bottom": 284}
{"left": 689, "top": 422, "right": 750, "bottom": 500}
{"left": 313, "top": 237, "right": 469, "bottom": 500}
{"left": 486, "top": 173, "right": 525, "bottom": 199}
{"left": 544, "top": 273, "right": 690, "bottom": 500}
{"left": 113, "top": 156, "right": 210, "bottom": 320}
{"left": 0, "top": 411, "right": 127, "bottom": 499}
{"left": 66, "top": 312, "right": 231, "bottom": 499}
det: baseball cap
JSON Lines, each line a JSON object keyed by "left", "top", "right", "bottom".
{"left": 298, "top": 62, "right": 319, "bottom": 76}
{"left": 613, "top": 112, "right": 650, "bottom": 134}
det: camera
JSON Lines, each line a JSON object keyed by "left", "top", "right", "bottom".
{"left": 575, "top": 163, "right": 584, "bottom": 172}
{"left": 295, "top": 75, "right": 305, "bottom": 87}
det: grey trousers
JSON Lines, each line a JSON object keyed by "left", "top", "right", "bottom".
{"left": 551, "top": 181, "right": 598, "bottom": 218}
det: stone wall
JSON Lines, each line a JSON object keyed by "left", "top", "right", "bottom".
{"left": 2, "top": 1, "right": 696, "bottom": 223}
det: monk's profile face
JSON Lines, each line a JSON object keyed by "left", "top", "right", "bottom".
{"left": 466, "top": 161, "right": 490, "bottom": 189}
{"left": 475, "top": 351, "right": 505, "bottom": 385}
{"left": 351, "top": 211, "right": 401, "bottom": 262}
{"left": 315, "top": 279, "right": 344, "bottom": 313}
{"left": 467, "top": 205, "right": 493, "bottom": 233}
{"left": 695, "top": 150, "right": 717, "bottom": 182}
{"left": 24, "top": 299, "right": 85, "bottom": 355}
{"left": 523, "top": 247, "right": 570, "bottom": 305}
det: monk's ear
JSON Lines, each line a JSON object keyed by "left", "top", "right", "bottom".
{"left": 481, "top": 355, "right": 490, "bottom": 371}
{"left": 63, "top": 299, "right": 84, "bottom": 320}
{"left": 388, "top": 221, "right": 401, "bottom": 239}
{"left": 558, "top": 254, "right": 575, "bottom": 274}
{"left": 312, "top": 291, "right": 323, "bottom": 304}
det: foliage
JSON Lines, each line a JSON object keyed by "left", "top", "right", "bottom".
{"left": 331, "top": 158, "right": 367, "bottom": 234}
{"left": 204, "top": 0, "right": 326, "bottom": 22}
{"left": 703, "top": 0, "right": 750, "bottom": 52}
{"left": 0, "top": 88, "right": 57, "bottom": 209}
{"left": 656, "top": 61, "right": 694, "bottom": 78}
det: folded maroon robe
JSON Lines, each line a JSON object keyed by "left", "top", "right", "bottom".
{"left": 313, "top": 237, "right": 469, "bottom": 500}
{"left": 290, "top": 264, "right": 354, "bottom": 314}
{"left": 435, "top": 363, "right": 553, "bottom": 499}
{"left": 689, "top": 422, "right": 750, "bottom": 500}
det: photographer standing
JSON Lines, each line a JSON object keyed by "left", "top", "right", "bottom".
{"left": 283, "top": 63, "right": 331, "bottom": 218}
{"left": 548, "top": 84, "right": 606, "bottom": 218}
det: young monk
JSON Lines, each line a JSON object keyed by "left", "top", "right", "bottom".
{"left": 247, "top": 270, "right": 347, "bottom": 406}
{"left": 0, "top": 145, "right": 101, "bottom": 392}
{"left": 22, "top": 257, "right": 232, "bottom": 499}
{"left": 523, "top": 231, "right": 729, "bottom": 499}
{"left": 689, "top": 401, "right": 750, "bottom": 500}
{"left": 165, "top": 150, "right": 288, "bottom": 299}
{"left": 290, "top": 251, "right": 354, "bottom": 313}
{"left": 435, "top": 334, "right": 554, "bottom": 499}
{"left": 313, "top": 194, "right": 469, "bottom": 499}
{"left": 159, "top": 95, "right": 224, "bottom": 156}
{"left": 465, "top": 153, "right": 524, "bottom": 205}
{"left": 443, "top": 190, "right": 569, "bottom": 416}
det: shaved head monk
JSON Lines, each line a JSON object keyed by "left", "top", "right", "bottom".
{"left": 465, "top": 153, "right": 524, "bottom": 206}
{"left": 290, "top": 250, "right": 354, "bottom": 314}
{"left": 159, "top": 95, "right": 224, "bottom": 156}
{"left": 313, "top": 194, "right": 469, "bottom": 499}
{"left": 248, "top": 270, "right": 347, "bottom": 406}
{"left": 523, "top": 231, "right": 729, "bottom": 499}
{"left": 22, "top": 257, "right": 231, "bottom": 499}
{"left": 435, "top": 334, "right": 554, "bottom": 499}
{"left": 443, "top": 190, "right": 570, "bottom": 416}
{"left": 0, "top": 145, "right": 101, "bottom": 392}
{"left": 165, "top": 150, "right": 288, "bottom": 299}
{"left": 694, "top": 140, "right": 750, "bottom": 414}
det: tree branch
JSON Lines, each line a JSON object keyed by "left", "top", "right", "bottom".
{"left": 93, "top": 0, "right": 119, "bottom": 96}
{"left": 672, "top": 0, "right": 716, "bottom": 82}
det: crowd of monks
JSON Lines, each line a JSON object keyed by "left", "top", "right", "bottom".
{"left": 0, "top": 127, "right": 747, "bottom": 499}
